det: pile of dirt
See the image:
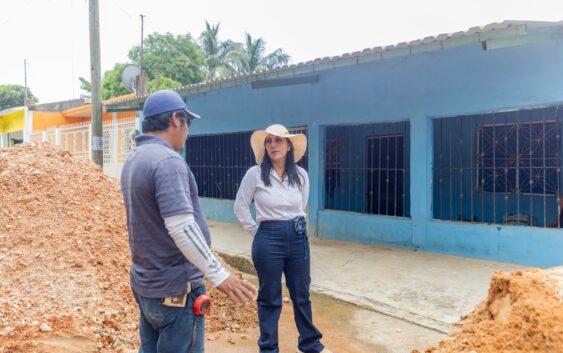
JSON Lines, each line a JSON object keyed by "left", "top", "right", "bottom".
{"left": 413, "top": 267, "right": 563, "bottom": 353}
{"left": 0, "top": 143, "right": 257, "bottom": 353}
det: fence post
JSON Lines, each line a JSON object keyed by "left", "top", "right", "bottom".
{"left": 23, "top": 108, "right": 32, "bottom": 143}
{"left": 55, "top": 127, "right": 61, "bottom": 146}
{"left": 112, "top": 113, "right": 119, "bottom": 164}
{"left": 88, "top": 124, "right": 93, "bottom": 161}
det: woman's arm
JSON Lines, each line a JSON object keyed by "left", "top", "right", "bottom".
{"left": 301, "top": 168, "right": 310, "bottom": 211}
{"left": 234, "top": 168, "right": 259, "bottom": 235}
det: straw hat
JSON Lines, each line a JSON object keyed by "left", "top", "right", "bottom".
{"left": 250, "top": 124, "right": 307, "bottom": 164}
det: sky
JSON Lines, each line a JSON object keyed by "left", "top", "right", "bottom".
{"left": 1, "top": 0, "right": 562, "bottom": 104}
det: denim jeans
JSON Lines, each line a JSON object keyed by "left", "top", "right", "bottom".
{"left": 132, "top": 284, "right": 206, "bottom": 353}
{"left": 252, "top": 219, "right": 324, "bottom": 353}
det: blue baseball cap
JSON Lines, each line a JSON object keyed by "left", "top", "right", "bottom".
{"left": 143, "top": 90, "right": 201, "bottom": 120}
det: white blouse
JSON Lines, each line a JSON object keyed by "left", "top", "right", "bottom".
{"left": 234, "top": 165, "right": 309, "bottom": 236}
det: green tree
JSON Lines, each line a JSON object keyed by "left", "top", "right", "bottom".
{"left": 199, "top": 21, "right": 239, "bottom": 79}
{"left": 128, "top": 32, "right": 205, "bottom": 88}
{"left": 147, "top": 75, "right": 182, "bottom": 92}
{"left": 228, "top": 33, "right": 291, "bottom": 74}
{"left": 101, "top": 63, "right": 130, "bottom": 100}
{"left": 78, "top": 63, "right": 129, "bottom": 100}
{"left": 78, "top": 77, "right": 91, "bottom": 97}
{"left": 0, "top": 84, "right": 38, "bottom": 110}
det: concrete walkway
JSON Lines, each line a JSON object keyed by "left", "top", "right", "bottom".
{"left": 209, "top": 221, "right": 523, "bottom": 333}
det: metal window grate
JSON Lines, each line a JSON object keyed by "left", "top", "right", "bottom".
{"left": 116, "top": 117, "right": 138, "bottom": 163}
{"left": 324, "top": 122, "right": 410, "bottom": 217}
{"left": 59, "top": 122, "right": 90, "bottom": 160}
{"left": 433, "top": 106, "right": 561, "bottom": 228}
{"left": 30, "top": 132, "right": 43, "bottom": 143}
{"left": 185, "top": 127, "right": 308, "bottom": 200}
{"left": 288, "top": 126, "right": 308, "bottom": 169}
{"left": 103, "top": 116, "right": 137, "bottom": 165}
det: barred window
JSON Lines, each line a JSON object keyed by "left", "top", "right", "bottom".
{"left": 185, "top": 127, "right": 308, "bottom": 200}
{"left": 366, "top": 135, "right": 406, "bottom": 216}
{"left": 185, "top": 131, "right": 254, "bottom": 200}
{"left": 477, "top": 121, "right": 560, "bottom": 195}
{"left": 433, "top": 106, "right": 562, "bottom": 227}
{"left": 324, "top": 122, "right": 410, "bottom": 217}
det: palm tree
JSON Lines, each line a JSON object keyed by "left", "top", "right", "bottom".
{"left": 227, "top": 33, "right": 291, "bottom": 74}
{"left": 199, "top": 21, "right": 239, "bottom": 79}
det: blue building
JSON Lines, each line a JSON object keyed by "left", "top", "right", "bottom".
{"left": 107, "top": 21, "right": 563, "bottom": 267}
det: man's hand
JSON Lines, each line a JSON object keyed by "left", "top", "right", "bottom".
{"left": 217, "top": 274, "right": 257, "bottom": 304}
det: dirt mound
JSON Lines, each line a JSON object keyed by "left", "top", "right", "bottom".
{"left": 413, "top": 267, "right": 563, "bottom": 353}
{"left": 0, "top": 143, "right": 257, "bottom": 353}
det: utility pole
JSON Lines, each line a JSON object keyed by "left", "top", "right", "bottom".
{"left": 140, "top": 14, "right": 145, "bottom": 75}
{"left": 89, "top": 0, "right": 103, "bottom": 166}
{"left": 23, "top": 59, "right": 30, "bottom": 106}
{"left": 136, "top": 14, "right": 148, "bottom": 96}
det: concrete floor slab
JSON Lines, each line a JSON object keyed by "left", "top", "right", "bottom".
{"left": 209, "top": 221, "right": 522, "bottom": 333}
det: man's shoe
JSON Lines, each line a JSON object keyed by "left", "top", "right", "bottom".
{"left": 297, "top": 349, "right": 333, "bottom": 353}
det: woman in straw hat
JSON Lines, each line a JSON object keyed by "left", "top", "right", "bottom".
{"left": 235, "top": 124, "right": 330, "bottom": 353}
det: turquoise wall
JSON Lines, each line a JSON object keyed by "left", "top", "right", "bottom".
{"left": 184, "top": 33, "right": 563, "bottom": 267}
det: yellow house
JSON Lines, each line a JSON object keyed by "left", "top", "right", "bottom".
{"left": 0, "top": 106, "right": 32, "bottom": 147}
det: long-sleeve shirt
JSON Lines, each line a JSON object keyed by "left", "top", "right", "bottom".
{"left": 234, "top": 165, "right": 309, "bottom": 236}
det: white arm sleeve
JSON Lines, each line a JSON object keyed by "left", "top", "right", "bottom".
{"left": 301, "top": 169, "right": 310, "bottom": 210}
{"left": 164, "top": 213, "right": 230, "bottom": 287}
{"left": 234, "top": 169, "right": 259, "bottom": 236}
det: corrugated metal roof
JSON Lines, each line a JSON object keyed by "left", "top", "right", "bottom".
{"left": 105, "top": 20, "right": 563, "bottom": 109}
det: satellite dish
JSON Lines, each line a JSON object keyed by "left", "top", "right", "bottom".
{"left": 121, "top": 64, "right": 141, "bottom": 92}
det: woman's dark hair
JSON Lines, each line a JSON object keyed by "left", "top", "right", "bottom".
{"left": 260, "top": 138, "right": 303, "bottom": 190}
{"left": 142, "top": 110, "right": 188, "bottom": 133}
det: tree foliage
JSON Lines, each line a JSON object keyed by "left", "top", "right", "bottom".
{"left": 227, "top": 33, "right": 291, "bottom": 74}
{"left": 0, "top": 84, "right": 38, "bottom": 110}
{"left": 101, "top": 63, "right": 130, "bottom": 100}
{"left": 199, "top": 21, "right": 239, "bottom": 79}
{"left": 78, "top": 25, "right": 291, "bottom": 100}
{"left": 128, "top": 32, "right": 205, "bottom": 87}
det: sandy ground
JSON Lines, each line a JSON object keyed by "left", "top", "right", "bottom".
{"left": 0, "top": 272, "right": 446, "bottom": 353}
{"left": 2, "top": 144, "right": 562, "bottom": 353}
{"left": 206, "top": 275, "right": 446, "bottom": 353}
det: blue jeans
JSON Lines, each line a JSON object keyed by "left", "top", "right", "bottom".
{"left": 252, "top": 219, "right": 324, "bottom": 353}
{"left": 132, "top": 285, "right": 206, "bottom": 353}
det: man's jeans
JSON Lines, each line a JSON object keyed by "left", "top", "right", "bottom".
{"left": 133, "top": 285, "right": 206, "bottom": 353}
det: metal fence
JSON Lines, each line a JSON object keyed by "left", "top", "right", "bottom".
{"left": 433, "top": 106, "right": 561, "bottom": 228}
{"left": 185, "top": 126, "right": 308, "bottom": 200}
{"left": 31, "top": 122, "right": 90, "bottom": 159}
{"left": 46, "top": 127, "right": 56, "bottom": 145}
{"left": 324, "top": 122, "right": 410, "bottom": 217}
{"left": 103, "top": 116, "right": 137, "bottom": 165}
{"left": 30, "top": 115, "right": 138, "bottom": 164}
{"left": 60, "top": 122, "right": 90, "bottom": 160}
{"left": 30, "top": 131, "right": 43, "bottom": 143}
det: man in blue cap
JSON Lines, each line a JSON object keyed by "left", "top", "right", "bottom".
{"left": 121, "top": 90, "right": 257, "bottom": 353}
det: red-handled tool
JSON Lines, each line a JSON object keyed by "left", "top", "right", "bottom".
{"left": 193, "top": 294, "right": 211, "bottom": 315}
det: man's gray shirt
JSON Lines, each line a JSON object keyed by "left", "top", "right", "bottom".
{"left": 121, "top": 134, "right": 211, "bottom": 298}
